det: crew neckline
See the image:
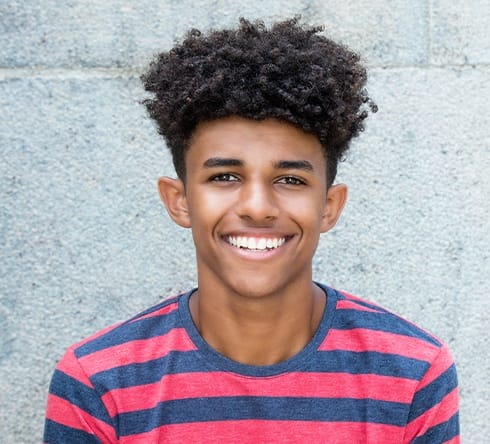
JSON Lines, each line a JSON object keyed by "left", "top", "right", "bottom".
{"left": 178, "top": 283, "right": 339, "bottom": 377}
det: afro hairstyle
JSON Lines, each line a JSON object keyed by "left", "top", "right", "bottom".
{"left": 142, "top": 17, "right": 376, "bottom": 186}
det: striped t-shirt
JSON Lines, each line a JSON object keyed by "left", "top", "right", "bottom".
{"left": 44, "top": 284, "right": 459, "bottom": 443}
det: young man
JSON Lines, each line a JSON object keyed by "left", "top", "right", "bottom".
{"left": 44, "top": 18, "right": 459, "bottom": 443}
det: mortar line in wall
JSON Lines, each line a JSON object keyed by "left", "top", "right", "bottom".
{"left": 0, "top": 63, "right": 489, "bottom": 81}
{"left": 0, "top": 67, "right": 143, "bottom": 80}
{"left": 370, "top": 63, "right": 490, "bottom": 72}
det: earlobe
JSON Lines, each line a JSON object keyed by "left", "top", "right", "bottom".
{"left": 157, "top": 177, "right": 191, "bottom": 228}
{"left": 320, "top": 184, "right": 348, "bottom": 233}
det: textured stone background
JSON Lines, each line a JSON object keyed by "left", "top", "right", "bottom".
{"left": 1, "top": 1, "right": 489, "bottom": 442}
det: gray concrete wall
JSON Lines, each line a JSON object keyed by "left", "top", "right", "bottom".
{"left": 1, "top": 1, "right": 488, "bottom": 442}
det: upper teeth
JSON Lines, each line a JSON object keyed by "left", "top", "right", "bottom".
{"left": 227, "top": 236, "right": 286, "bottom": 250}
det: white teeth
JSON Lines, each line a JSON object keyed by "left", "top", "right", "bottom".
{"left": 226, "top": 236, "right": 287, "bottom": 251}
{"left": 257, "top": 238, "right": 267, "bottom": 250}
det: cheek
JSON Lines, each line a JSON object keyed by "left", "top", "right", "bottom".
{"left": 187, "top": 189, "right": 232, "bottom": 224}
{"left": 281, "top": 194, "right": 326, "bottom": 223}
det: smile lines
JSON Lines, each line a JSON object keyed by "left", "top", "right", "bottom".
{"left": 226, "top": 236, "right": 286, "bottom": 251}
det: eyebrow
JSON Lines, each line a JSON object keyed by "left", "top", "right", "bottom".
{"left": 203, "top": 157, "right": 243, "bottom": 168}
{"left": 203, "top": 157, "right": 314, "bottom": 171}
{"left": 273, "top": 160, "right": 314, "bottom": 171}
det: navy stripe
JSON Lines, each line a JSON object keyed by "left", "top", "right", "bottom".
{"left": 412, "top": 412, "right": 459, "bottom": 444}
{"left": 91, "top": 349, "right": 428, "bottom": 394}
{"left": 49, "top": 370, "right": 113, "bottom": 425}
{"left": 75, "top": 309, "right": 182, "bottom": 358}
{"left": 408, "top": 364, "right": 458, "bottom": 421}
{"left": 317, "top": 350, "right": 429, "bottom": 379}
{"left": 43, "top": 419, "right": 102, "bottom": 444}
{"left": 117, "top": 396, "right": 409, "bottom": 436}
{"left": 332, "top": 310, "right": 441, "bottom": 347}
{"left": 92, "top": 350, "right": 203, "bottom": 394}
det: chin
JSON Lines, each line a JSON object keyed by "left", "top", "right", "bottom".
{"left": 226, "top": 276, "right": 290, "bottom": 300}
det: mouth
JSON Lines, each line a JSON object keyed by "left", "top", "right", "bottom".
{"left": 225, "top": 235, "right": 289, "bottom": 251}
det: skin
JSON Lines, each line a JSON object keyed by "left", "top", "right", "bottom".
{"left": 159, "top": 116, "right": 347, "bottom": 366}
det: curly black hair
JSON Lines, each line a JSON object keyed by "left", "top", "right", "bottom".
{"left": 142, "top": 17, "right": 376, "bottom": 186}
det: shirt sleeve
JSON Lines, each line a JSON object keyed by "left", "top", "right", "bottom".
{"left": 403, "top": 343, "right": 460, "bottom": 444}
{"left": 43, "top": 346, "right": 117, "bottom": 444}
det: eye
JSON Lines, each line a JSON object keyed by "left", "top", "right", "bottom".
{"left": 276, "top": 176, "right": 306, "bottom": 186}
{"left": 210, "top": 173, "right": 239, "bottom": 182}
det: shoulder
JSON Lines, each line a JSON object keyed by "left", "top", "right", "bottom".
{"left": 332, "top": 287, "right": 446, "bottom": 349}
{"left": 319, "top": 285, "right": 455, "bottom": 380}
{"left": 59, "top": 292, "right": 193, "bottom": 378}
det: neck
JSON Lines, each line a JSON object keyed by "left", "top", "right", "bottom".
{"left": 189, "top": 281, "right": 326, "bottom": 366}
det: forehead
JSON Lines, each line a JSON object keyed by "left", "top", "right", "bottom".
{"left": 186, "top": 117, "right": 326, "bottom": 170}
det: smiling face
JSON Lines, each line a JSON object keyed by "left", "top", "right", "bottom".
{"left": 159, "top": 117, "right": 347, "bottom": 300}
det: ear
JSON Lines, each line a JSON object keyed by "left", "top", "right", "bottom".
{"left": 320, "top": 183, "right": 348, "bottom": 233}
{"left": 157, "top": 177, "right": 191, "bottom": 228}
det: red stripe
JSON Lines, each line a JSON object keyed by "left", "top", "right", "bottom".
{"left": 78, "top": 327, "right": 196, "bottom": 374}
{"left": 336, "top": 299, "right": 383, "bottom": 313}
{"left": 405, "top": 388, "right": 459, "bottom": 440}
{"left": 443, "top": 436, "right": 460, "bottom": 444}
{"left": 339, "top": 290, "right": 379, "bottom": 304}
{"left": 46, "top": 394, "right": 116, "bottom": 443}
{"left": 129, "top": 301, "right": 179, "bottom": 322}
{"left": 416, "top": 345, "right": 455, "bottom": 390}
{"left": 57, "top": 348, "right": 94, "bottom": 387}
{"left": 102, "top": 371, "right": 415, "bottom": 416}
{"left": 119, "top": 419, "right": 403, "bottom": 443}
{"left": 319, "top": 328, "right": 439, "bottom": 361}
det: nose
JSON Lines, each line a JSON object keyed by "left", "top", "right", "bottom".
{"left": 236, "top": 180, "right": 279, "bottom": 223}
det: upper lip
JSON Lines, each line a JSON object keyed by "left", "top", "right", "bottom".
{"left": 222, "top": 230, "right": 292, "bottom": 239}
